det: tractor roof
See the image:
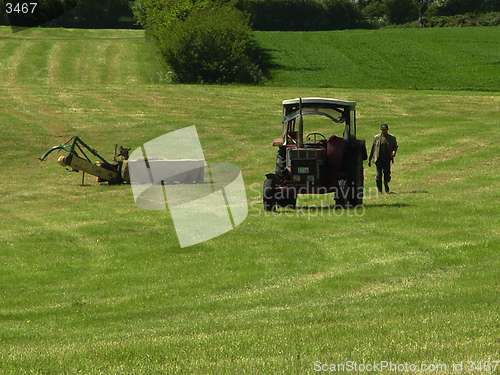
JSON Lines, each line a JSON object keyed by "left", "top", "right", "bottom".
{"left": 282, "top": 97, "right": 356, "bottom": 124}
{"left": 282, "top": 97, "right": 356, "bottom": 109}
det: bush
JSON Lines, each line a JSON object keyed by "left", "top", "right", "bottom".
{"left": 158, "top": 4, "right": 265, "bottom": 84}
{"left": 133, "top": 0, "right": 204, "bottom": 40}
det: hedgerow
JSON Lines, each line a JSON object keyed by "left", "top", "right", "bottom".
{"left": 393, "top": 11, "right": 500, "bottom": 27}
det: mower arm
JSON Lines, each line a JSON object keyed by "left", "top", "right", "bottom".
{"left": 39, "top": 136, "right": 122, "bottom": 184}
{"left": 38, "top": 137, "right": 109, "bottom": 165}
{"left": 38, "top": 144, "right": 72, "bottom": 161}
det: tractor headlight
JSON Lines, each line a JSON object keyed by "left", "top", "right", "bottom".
{"left": 307, "top": 175, "right": 315, "bottom": 182}
{"left": 293, "top": 175, "right": 301, "bottom": 182}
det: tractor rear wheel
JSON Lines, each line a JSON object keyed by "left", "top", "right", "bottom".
{"left": 263, "top": 178, "right": 276, "bottom": 212}
{"left": 347, "top": 151, "right": 364, "bottom": 206}
{"left": 335, "top": 179, "right": 347, "bottom": 208}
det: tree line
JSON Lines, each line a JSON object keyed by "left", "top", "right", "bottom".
{"left": 239, "top": 0, "right": 500, "bottom": 29}
{"left": 2, "top": 0, "right": 499, "bottom": 83}
{"left": 3, "top": 0, "right": 500, "bottom": 31}
{"left": 130, "top": 0, "right": 500, "bottom": 84}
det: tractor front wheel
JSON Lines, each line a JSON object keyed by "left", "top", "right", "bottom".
{"left": 277, "top": 188, "right": 297, "bottom": 209}
{"left": 275, "top": 146, "right": 289, "bottom": 183}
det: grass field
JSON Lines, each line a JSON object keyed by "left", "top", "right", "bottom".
{"left": 255, "top": 27, "right": 500, "bottom": 90}
{"left": 1, "top": 26, "right": 500, "bottom": 374}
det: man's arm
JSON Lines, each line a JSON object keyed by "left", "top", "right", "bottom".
{"left": 368, "top": 136, "right": 377, "bottom": 166}
{"left": 391, "top": 136, "right": 398, "bottom": 157}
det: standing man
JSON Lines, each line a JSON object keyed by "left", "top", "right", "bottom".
{"left": 368, "top": 124, "right": 398, "bottom": 193}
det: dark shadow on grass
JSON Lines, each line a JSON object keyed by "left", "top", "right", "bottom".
{"left": 364, "top": 202, "right": 412, "bottom": 208}
{"left": 273, "top": 204, "right": 362, "bottom": 214}
{"left": 294, "top": 205, "right": 342, "bottom": 210}
{"left": 396, "top": 190, "right": 429, "bottom": 194}
{"left": 271, "top": 202, "right": 412, "bottom": 215}
{"left": 279, "top": 66, "right": 325, "bottom": 72}
{"left": 253, "top": 47, "right": 285, "bottom": 79}
{"left": 253, "top": 45, "right": 325, "bottom": 80}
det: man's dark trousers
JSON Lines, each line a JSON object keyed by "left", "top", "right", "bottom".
{"left": 375, "top": 157, "right": 391, "bottom": 192}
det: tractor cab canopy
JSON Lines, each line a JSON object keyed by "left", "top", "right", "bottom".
{"left": 281, "top": 98, "right": 357, "bottom": 146}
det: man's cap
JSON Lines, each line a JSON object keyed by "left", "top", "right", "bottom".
{"left": 380, "top": 124, "right": 389, "bottom": 130}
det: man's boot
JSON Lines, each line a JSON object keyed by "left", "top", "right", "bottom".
{"left": 376, "top": 180, "right": 383, "bottom": 193}
{"left": 384, "top": 181, "right": 390, "bottom": 193}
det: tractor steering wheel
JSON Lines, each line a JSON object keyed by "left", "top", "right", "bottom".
{"left": 305, "top": 133, "right": 326, "bottom": 142}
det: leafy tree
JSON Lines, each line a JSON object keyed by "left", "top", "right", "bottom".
{"left": 362, "top": 0, "right": 388, "bottom": 24}
{"left": 424, "top": 0, "right": 499, "bottom": 16}
{"left": 236, "top": 0, "right": 367, "bottom": 30}
{"left": 384, "top": 0, "right": 420, "bottom": 23}
{"left": 436, "top": 0, "right": 483, "bottom": 15}
{"left": 483, "top": 0, "right": 500, "bottom": 11}
{"left": 323, "top": 0, "right": 367, "bottom": 30}
{"left": 67, "top": 0, "right": 133, "bottom": 27}
{"left": 240, "top": 0, "right": 323, "bottom": 31}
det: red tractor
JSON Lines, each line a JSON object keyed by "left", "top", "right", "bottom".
{"left": 263, "top": 97, "right": 367, "bottom": 211}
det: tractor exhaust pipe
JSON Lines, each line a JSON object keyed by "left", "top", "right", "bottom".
{"left": 297, "top": 98, "right": 304, "bottom": 148}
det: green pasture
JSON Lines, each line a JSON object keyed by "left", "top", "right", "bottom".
{"left": 1, "top": 26, "right": 500, "bottom": 374}
{"left": 256, "top": 27, "right": 500, "bottom": 90}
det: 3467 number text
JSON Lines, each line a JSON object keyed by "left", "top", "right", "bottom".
{"left": 5, "top": 3, "right": 38, "bottom": 14}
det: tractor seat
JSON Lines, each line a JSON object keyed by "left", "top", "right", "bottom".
{"left": 326, "top": 135, "right": 345, "bottom": 174}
